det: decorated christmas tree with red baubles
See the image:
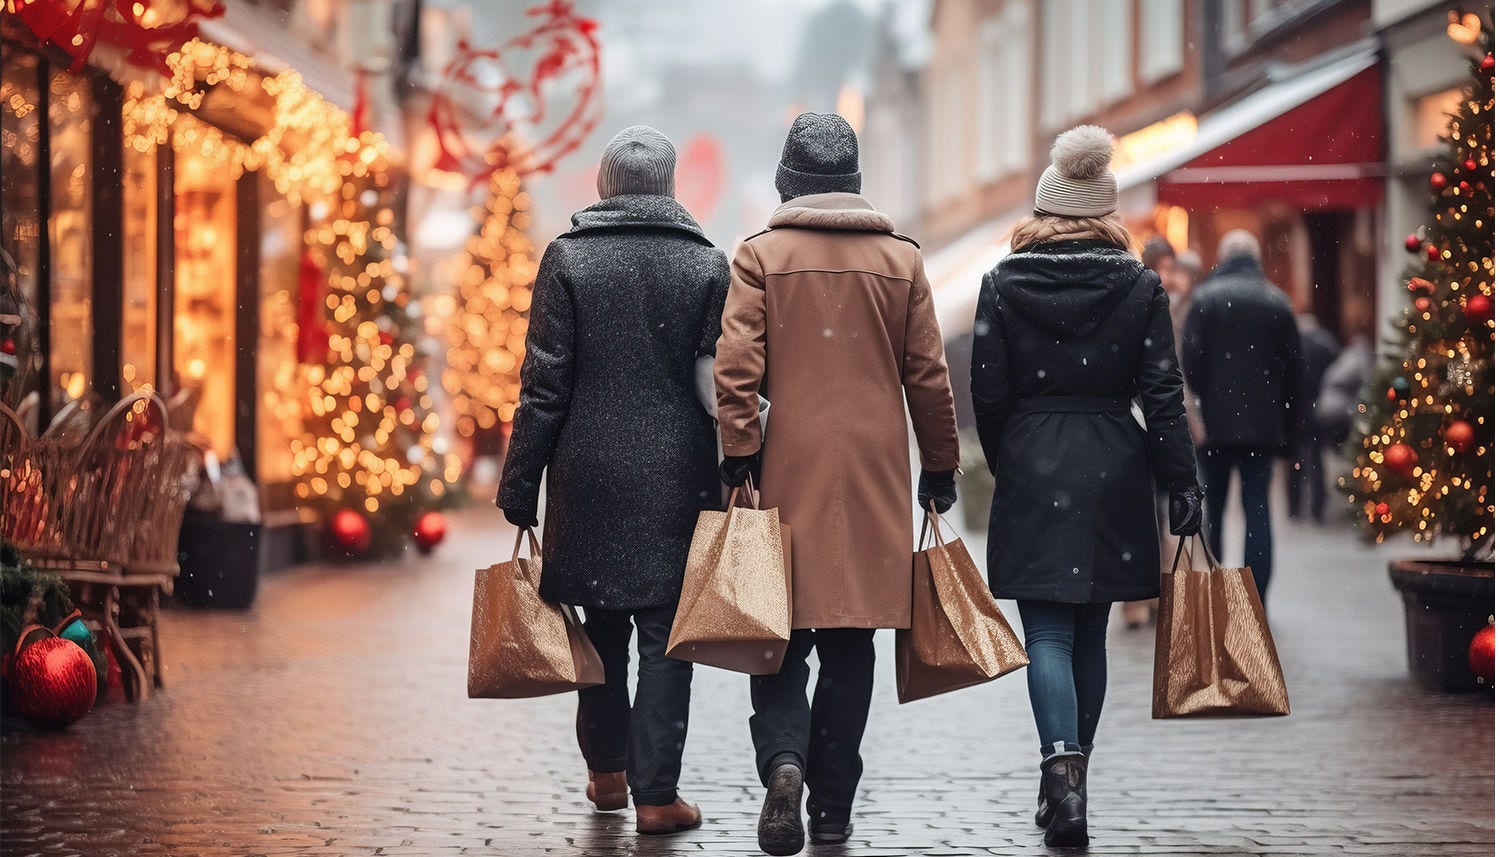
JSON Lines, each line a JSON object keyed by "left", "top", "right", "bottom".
{"left": 292, "top": 144, "right": 461, "bottom": 557}
{"left": 1344, "top": 32, "right": 1495, "bottom": 559}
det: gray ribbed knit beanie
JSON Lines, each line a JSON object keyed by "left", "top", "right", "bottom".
{"left": 597, "top": 125, "right": 676, "bottom": 199}
{"left": 1034, "top": 125, "right": 1118, "bottom": 217}
{"left": 776, "top": 112, "right": 861, "bottom": 201}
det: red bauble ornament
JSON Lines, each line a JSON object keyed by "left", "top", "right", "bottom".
{"left": 1404, "top": 233, "right": 1422, "bottom": 252}
{"left": 329, "top": 509, "right": 372, "bottom": 553}
{"left": 1386, "top": 387, "right": 1398, "bottom": 401}
{"left": 1466, "top": 159, "right": 1480, "bottom": 172}
{"left": 1384, "top": 442, "right": 1418, "bottom": 471}
{"left": 0, "top": 338, "right": 14, "bottom": 355}
{"left": 1415, "top": 297, "right": 1432, "bottom": 312}
{"left": 10, "top": 633, "right": 97, "bottom": 728}
{"left": 1431, "top": 171, "right": 1449, "bottom": 190}
{"left": 1469, "top": 624, "right": 1495, "bottom": 681}
{"left": 395, "top": 396, "right": 413, "bottom": 413}
{"left": 1374, "top": 502, "right": 1390, "bottom": 516}
{"left": 1482, "top": 54, "right": 1495, "bottom": 72}
{"left": 413, "top": 511, "right": 448, "bottom": 553}
{"left": 1460, "top": 180, "right": 1472, "bottom": 192}
{"left": 1464, "top": 294, "right": 1492, "bottom": 324}
{"left": 379, "top": 331, "right": 395, "bottom": 347}
{"left": 1426, "top": 244, "right": 1442, "bottom": 262}
{"left": 1445, "top": 419, "right": 1476, "bottom": 453}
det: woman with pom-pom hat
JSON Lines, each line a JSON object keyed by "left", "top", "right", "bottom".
{"left": 970, "top": 126, "right": 1202, "bottom": 847}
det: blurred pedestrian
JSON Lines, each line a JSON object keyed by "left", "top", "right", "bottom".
{"left": 1287, "top": 314, "right": 1341, "bottom": 522}
{"left": 497, "top": 126, "right": 729, "bottom": 835}
{"left": 1181, "top": 230, "right": 1302, "bottom": 601}
{"left": 1316, "top": 334, "right": 1376, "bottom": 456}
{"left": 715, "top": 112, "right": 959, "bottom": 856}
{"left": 971, "top": 126, "right": 1200, "bottom": 849}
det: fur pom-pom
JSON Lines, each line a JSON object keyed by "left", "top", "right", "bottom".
{"left": 1050, "top": 125, "right": 1114, "bottom": 180}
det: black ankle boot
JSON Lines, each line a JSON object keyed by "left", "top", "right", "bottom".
{"left": 1035, "top": 745, "right": 1091, "bottom": 828}
{"left": 1040, "top": 752, "right": 1088, "bottom": 848}
{"left": 758, "top": 763, "right": 805, "bottom": 856}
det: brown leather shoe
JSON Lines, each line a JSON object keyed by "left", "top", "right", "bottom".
{"left": 586, "top": 770, "right": 628, "bottom": 812}
{"left": 635, "top": 797, "right": 703, "bottom": 835}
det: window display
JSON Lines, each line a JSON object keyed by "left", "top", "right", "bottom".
{"left": 121, "top": 137, "right": 158, "bottom": 392}
{"left": 46, "top": 66, "right": 93, "bottom": 406}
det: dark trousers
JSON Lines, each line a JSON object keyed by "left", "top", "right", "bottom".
{"left": 1017, "top": 601, "right": 1111, "bottom": 756}
{"left": 1201, "top": 448, "right": 1274, "bottom": 599}
{"left": 748, "top": 628, "right": 876, "bottom": 824}
{"left": 1286, "top": 434, "right": 1327, "bottom": 522}
{"left": 575, "top": 606, "right": 692, "bottom": 806}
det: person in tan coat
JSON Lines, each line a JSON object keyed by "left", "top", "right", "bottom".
{"left": 714, "top": 112, "right": 960, "bottom": 856}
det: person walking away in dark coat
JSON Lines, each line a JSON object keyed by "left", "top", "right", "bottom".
{"left": 715, "top": 112, "right": 960, "bottom": 856}
{"left": 1287, "top": 314, "right": 1340, "bottom": 522}
{"left": 1315, "top": 334, "right": 1375, "bottom": 458}
{"left": 972, "top": 126, "right": 1201, "bottom": 849}
{"left": 496, "top": 126, "right": 730, "bottom": 836}
{"left": 1121, "top": 237, "right": 1181, "bottom": 631}
{"left": 1180, "top": 229, "right": 1302, "bottom": 601}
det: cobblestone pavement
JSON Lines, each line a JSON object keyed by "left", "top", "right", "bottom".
{"left": 3, "top": 494, "right": 1493, "bottom": 856}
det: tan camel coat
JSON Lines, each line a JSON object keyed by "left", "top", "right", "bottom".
{"left": 715, "top": 192, "right": 960, "bottom": 629}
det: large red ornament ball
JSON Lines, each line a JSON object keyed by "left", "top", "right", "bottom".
{"left": 0, "top": 338, "right": 14, "bottom": 355}
{"left": 1404, "top": 233, "right": 1422, "bottom": 252}
{"left": 329, "top": 509, "right": 372, "bottom": 553}
{"left": 1445, "top": 419, "right": 1477, "bottom": 453}
{"left": 1426, "top": 244, "right": 1442, "bottom": 262}
{"left": 1469, "top": 624, "right": 1495, "bottom": 682}
{"left": 413, "top": 510, "right": 448, "bottom": 553}
{"left": 1464, "top": 294, "right": 1492, "bottom": 324}
{"left": 1430, "top": 171, "right": 1448, "bottom": 190}
{"left": 1384, "top": 442, "right": 1418, "bottom": 471}
{"left": 11, "top": 636, "right": 97, "bottom": 728}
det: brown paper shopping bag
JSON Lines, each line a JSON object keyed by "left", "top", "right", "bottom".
{"left": 467, "top": 527, "right": 605, "bottom": 698}
{"left": 896, "top": 508, "right": 1028, "bottom": 703}
{"left": 667, "top": 480, "right": 792, "bottom": 675}
{"left": 1152, "top": 534, "right": 1290, "bottom": 718}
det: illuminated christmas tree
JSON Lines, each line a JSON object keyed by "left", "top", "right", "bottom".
{"left": 292, "top": 151, "right": 461, "bottom": 555}
{"left": 1345, "top": 33, "right": 1495, "bottom": 558}
{"left": 442, "top": 168, "right": 537, "bottom": 443}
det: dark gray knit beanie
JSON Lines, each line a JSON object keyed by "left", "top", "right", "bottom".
{"left": 597, "top": 125, "right": 676, "bottom": 199}
{"left": 775, "top": 112, "right": 861, "bottom": 201}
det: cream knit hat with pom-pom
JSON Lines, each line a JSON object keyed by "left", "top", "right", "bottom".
{"left": 1033, "top": 125, "right": 1117, "bottom": 217}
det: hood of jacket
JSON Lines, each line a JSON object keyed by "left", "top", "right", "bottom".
{"left": 768, "top": 192, "right": 897, "bottom": 234}
{"left": 993, "top": 239, "right": 1147, "bottom": 340}
{"left": 565, "top": 194, "right": 713, "bottom": 245}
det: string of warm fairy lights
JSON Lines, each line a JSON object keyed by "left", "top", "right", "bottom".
{"left": 1344, "top": 44, "right": 1495, "bottom": 554}
{"left": 441, "top": 168, "right": 537, "bottom": 436}
{"left": 124, "top": 38, "right": 460, "bottom": 520}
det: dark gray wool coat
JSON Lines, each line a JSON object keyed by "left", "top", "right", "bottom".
{"left": 497, "top": 194, "right": 730, "bottom": 610}
{"left": 972, "top": 240, "right": 1198, "bottom": 604}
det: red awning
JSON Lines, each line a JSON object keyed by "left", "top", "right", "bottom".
{"left": 1156, "top": 65, "right": 1384, "bottom": 210}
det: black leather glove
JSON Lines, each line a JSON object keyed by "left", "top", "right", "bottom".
{"left": 1169, "top": 484, "right": 1204, "bottom": 536}
{"left": 917, "top": 469, "right": 958, "bottom": 514}
{"left": 720, "top": 452, "right": 760, "bottom": 487}
{"left": 502, "top": 504, "right": 538, "bottom": 528}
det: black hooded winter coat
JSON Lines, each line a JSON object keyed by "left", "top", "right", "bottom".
{"left": 497, "top": 195, "right": 730, "bottom": 610}
{"left": 971, "top": 239, "right": 1198, "bottom": 604}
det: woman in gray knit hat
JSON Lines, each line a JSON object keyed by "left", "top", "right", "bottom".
{"left": 498, "top": 125, "right": 729, "bottom": 835}
{"left": 970, "top": 126, "right": 1202, "bottom": 847}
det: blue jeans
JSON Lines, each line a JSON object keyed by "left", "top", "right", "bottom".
{"left": 1200, "top": 449, "right": 1273, "bottom": 599}
{"left": 1017, "top": 601, "right": 1111, "bottom": 757}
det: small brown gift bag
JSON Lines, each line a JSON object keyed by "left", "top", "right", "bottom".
{"left": 896, "top": 508, "right": 1028, "bottom": 703}
{"left": 468, "top": 527, "right": 604, "bottom": 698}
{"left": 667, "top": 480, "right": 792, "bottom": 675}
{"left": 1152, "top": 534, "right": 1290, "bottom": 718}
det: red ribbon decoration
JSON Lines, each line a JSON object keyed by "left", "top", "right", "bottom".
{"left": 427, "top": 0, "right": 602, "bottom": 184}
{"left": 13, "top": 0, "right": 224, "bottom": 76}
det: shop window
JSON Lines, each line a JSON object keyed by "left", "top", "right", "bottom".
{"left": 1412, "top": 87, "right": 1464, "bottom": 150}
{"left": 121, "top": 137, "right": 157, "bottom": 391}
{"left": 1139, "top": 0, "right": 1184, "bottom": 84}
{"left": 173, "top": 126, "right": 238, "bottom": 458}
{"left": 258, "top": 179, "right": 302, "bottom": 487}
{"left": 1, "top": 49, "right": 41, "bottom": 330}
{"left": 47, "top": 66, "right": 94, "bottom": 405}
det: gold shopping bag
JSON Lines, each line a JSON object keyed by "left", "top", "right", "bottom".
{"left": 1152, "top": 534, "right": 1290, "bottom": 718}
{"left": 896, "top": 508, "right": 1028, "bottom": 703}
{"left": 667, "top": 480, "right": 792, "bottom": 675}
{"left": 467, "top": 527, "right": 605, "bottom": 698}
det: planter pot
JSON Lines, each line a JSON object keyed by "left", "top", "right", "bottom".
{"left": 1388, "top": 559, "right": 1495, "bottom": 693}
{"left": 177, "top": 513, "right": 264, "bottom": 608}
